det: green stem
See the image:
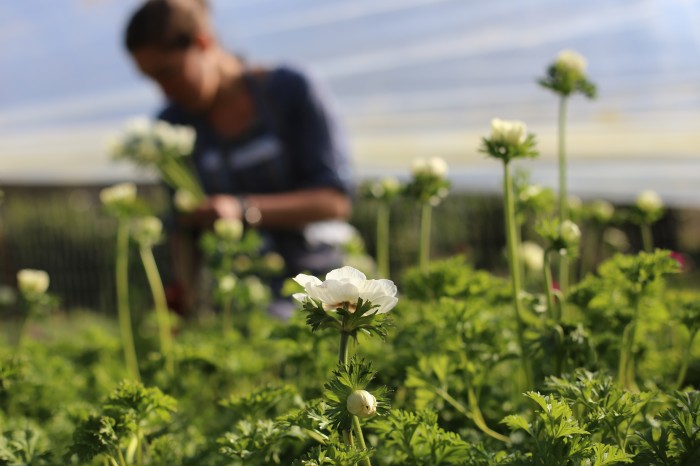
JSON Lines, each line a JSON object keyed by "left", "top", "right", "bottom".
{"left": 116, "top": 220, "right": 141, "bottom": 382}
{"left": 675, "top": 330, "right": 697, "bottom": 390}
{"left": 543, "top": 250, "right": 557, "bottom": 322}
{"left": 419, "top": 202, "right": 432, "bottom": 271}
{"left": 503, "top": 162, "right": 533, "bottom": 389}
{"left": 339, "top": 332, "right": 350, "bottom": 366}
{"left": 641, "top": 223, "right": 654, "bottom": 252}
{"left": 376, "top": 203, "right": 390, "bottom": 278}
{"left": 353, "top": 415, "right": 372, "bottom": 466}
{"left": 434, "top": 386, "right": 510, "bottom": 443}
{"left": 558, "top": 97, "right": 569, "bottom": 222}
{"left": 116, "top": 447, "right": 128, "bottom": 466}
{"left": 140, "top": 245, "right": 174, "bottom": 376}
{"left": 558, "top": 96, "right": 570, "bottom": 299}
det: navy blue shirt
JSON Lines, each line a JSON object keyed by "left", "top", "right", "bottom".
{"left": 158, "top": 64, "right": 353, "bottom": 276}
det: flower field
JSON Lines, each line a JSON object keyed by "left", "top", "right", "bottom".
{"left": 1, "top": 50, "right": 700, "bottom": 466}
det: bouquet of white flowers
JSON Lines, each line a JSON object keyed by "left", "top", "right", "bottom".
{"left": 109, "top": 117, "right": 205, "bottom": 204}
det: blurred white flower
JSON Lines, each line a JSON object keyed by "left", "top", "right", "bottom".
{"left": 132, "top": 216, "right": 163, "bottom": 247}
{"left": 100, "top": 182, "right": 137, "bottom": 209}
{"left": 556, "top": 49, "right": 588, "bottom": 75}
{"left": 293, "top": 266, "right": 398, "bottom": 314}
{"left": 590, "top": 199, "right": 614, "bottom": 223}
{"left": 214, "top": 218, "right": 243, "bottom": 242}
{"left": 636, "top": 190, "right": 663, "bottom": 213}
{"left": 519, "top": 241, "right": 544, "bottom": 272}
{"left": 174, "top": 189, "right": 199, "bottom": 213}
{"left": 519, "top": 185, "right": 543, "bottom": 203}
{"left": 411, "top": 157, "right": 448, "bottom": 178}
{"left": 490, "top": 118, "right": 527, "bottom": 146}
{"left": 218, "top": 275, "right": 237, "bottom": 294}
{"left": 17, "top": 269, "right": 50, "bottom": 296}
{"left": 560, "top": 220, "right": 581, "bottom": 245}
{"left": 604, "top": 227, "right": 630, "bottom": 252}
{"left": 347, "top": 389, "right": 377, "bottom": 418}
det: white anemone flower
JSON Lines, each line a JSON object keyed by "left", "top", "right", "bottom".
{"left": 556, "top": 49, "right": 588, "bottom": 75}
{"left": 100, "top": 182, "right": 137, "bottom": 208}
{"left": 519, "top": 241, "right": 544, "bottom": 272}
{"left": 17, "top": 269, "right": 50, "bottom": 296}
{"left": 636, "top": 190, "right": 663, "bottom": 213}
{"left": 293, "top": 266, "right": 398, "bottom": 314}
{"left": 491, "top": 118, "right": 527, "bottom": 146}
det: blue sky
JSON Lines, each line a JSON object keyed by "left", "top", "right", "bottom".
{"left": 2, "top": 0, "right": 699, "bottom": 196}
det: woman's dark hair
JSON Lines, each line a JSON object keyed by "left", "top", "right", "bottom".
{"left": 125, "top": 0, "right": 209, "bottom": 52}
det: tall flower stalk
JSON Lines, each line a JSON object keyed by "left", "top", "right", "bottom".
{"left": 480, "top": 118, "right": 539, "bottom": 389}
{"left": 132, "top": 216, "right": 174, "bottom": 376}
{"left": 631, "top": 190, "right": 664, "bottom": 252}
{"left": 294, "top": 266, "right": 396, "bottom": 463}
{"left": 101, "top": 183, "right": 142, "bottom": 382}
{"left": 16, "top": 269, "right": 51, "bottom": 347}
{"left": 404, "top": 157, "right": 450, "bottom": 271}
{"left": 362, "top": 178, "right": 402, "bottom": 278}
{"left": 539, "top": 49, "right": 596, "bottom": 296}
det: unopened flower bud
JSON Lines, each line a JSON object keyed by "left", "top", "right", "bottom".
{"left": 519, "top": 185, "right": 543, "bottom": 203}
{"left": 214, "top": 218, "right": 243, "bottom": 242}
{"left": 346, "top": 390, "right": 377, "bottom": 418}
{"left": 100, "top": 182, "right": 137, "bottom": 209}
{"left": 174, "top": 189, "right": 199, "bottom": 213}
{"left": 590, "top": 199, "right": 614, "bottom": 223}
{"left": 519, "top": 241, "right": 544, "bottom": 271}
{"left": 17, "top": 269, "right": 50, "bottom": 296}
{"left": 132, "top": 216, "right": 163, "bottom": 246}
{"left": 556, "top": 49, "right": 587, "bottom": 75}
{"left": 218, "top": 275, "right": 237, "bottom": 294}
{"left": 427, "top": 157, "right": 448, "bottom": 178}
{"left": 560, "top": 220, "right": 581, "bottom": 245}
{"left": 491, "top": 118, "right": 527, "bottom": 146}
{"left": 636, "top": 190, "right": 663, "bottom": 214}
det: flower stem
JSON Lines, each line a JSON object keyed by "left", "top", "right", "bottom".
{"left": 339, "top": 332, "right": 349, "bottom": 366}
{"left": 376, "top": 202, "right": 390, "bottom": 278}
{"left": 353, "top": 415, "right": 372, "bottom": 466}
{"left": 222, "top": 297, "right": 233, "bottom": 336}
{"left": 419, "top": 202, "right": 432, "bottom": 271}
{"left": 641, "top": 223, "right": 654, "bottom": 252}
{"left": 139, "top": 245, "right": 174, "bottom": 376}
{"left": 503, "top": 162, "right": 533, "bottom": 389}
{"left": 433, "top": 386, "right": 510, "bottom": 443}
{"left": 542, "top": 249, "right": 561, "bottom": 323}
{"left": 558, "top": 96, "right": 570, "bottom": 299}
{"left": 116, "top": 220, "right": 141, "bottom": 382}
{"left": 675, "top": 330, "right": 697, "bottom": 390}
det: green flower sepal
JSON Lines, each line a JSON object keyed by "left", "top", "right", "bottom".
{"left": 300, "top": 297, "right": 392, "bottom": 341}
{"left": 480, "top": 134, "right": 538, "bottom": 164}
{"left": 538, "top": 50, "right": 597, "bottom": 98}
{"left": 324, "top": 357, "right": 391, "bottom": 432}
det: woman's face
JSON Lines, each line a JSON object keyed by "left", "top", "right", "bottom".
{"left": 132, "top": 41, "right": 219, "bottom": 112}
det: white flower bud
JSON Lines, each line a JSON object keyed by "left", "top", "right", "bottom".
{"left": 214, "top": 218, "right": 243, "bottom": 242}
{"left": 559, "top": 220, "right": 581, "bottom": 245}
{"left": 519, "top": 241, "right": 544, "bottom": 272}
{"left": 346, "top": 390, "right": 377, "bottom": 418}
{"left": 519, "top": 185, "right": 543, "bottom": 203}
{"left": 17, "top": 269, "right": 50, "bottom": 296}
{"left": 490, "top": 118, "right": 527, "bottom": 146}
{"left": 590, "top": 199, "right": 614, "bottom": 223}
{"left": 427, "top": 157, "right": 448, "bottom": 178}
{"left": 635, "top": 190, "right": 663, "bottom": 213}
{"left": 100, "top": 182, "right": 137, "bottom": 208}
{"left": 555, "top": 49, "right": 588, "bottom": 75}
{"left": 218, "top": 275, "right": 237, "bottom": 294}
{"left": 410, "top": 158, "right": 428, "bottom": 177}
{"left": 132, "top": 216, "right": 163, "bottom": 246}
{"left": 174, "top": 189, "right": 199, "bottom": 213}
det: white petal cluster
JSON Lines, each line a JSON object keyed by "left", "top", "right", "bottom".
{"left": 346, "top": 390, "right": 377, "bottom": 418}
{"left": 519, "top": 241, "right": 544, "bottom": 272}
{"left": 17, "top": 269, "right": 50, "bottom": 296}
{"left": 370, "top": 177, "right": 401, "bottom": 199}
{"left": 293, "top": 266, "right": 398, "bottom": 314}
{"left": 635, "top": 190, "right": 663, "bottom": 213}
{"left": 214, "top": 218, "right": 243, "bottom": 242}
{"left": 132, "top": 216, "right": 163, "bottom": 246}
{"left": 411, "top": 157, "right": 449, "bottom": 178}
{"left": 555, "top": 49, "right": 588, "bottom": 75}
{"left": 218, "top": 275, "right": 237, "bottom": 294}
{"left": 110, "top": 117, "right": 195, "bottom": 165}
{"left": 100, "top": 182, "right": 137, "bottom": 209}
{"left": 519, "top": 185, "right": 543, "bottom": 203}
{"left": 174, "top": 189, "right": 199, "bottom": 213}
{"left": 559, "top": 220, "right": 581, "bottom": 245}
{"left": 490, "top": 118, "right": 527, "bottom": 146}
